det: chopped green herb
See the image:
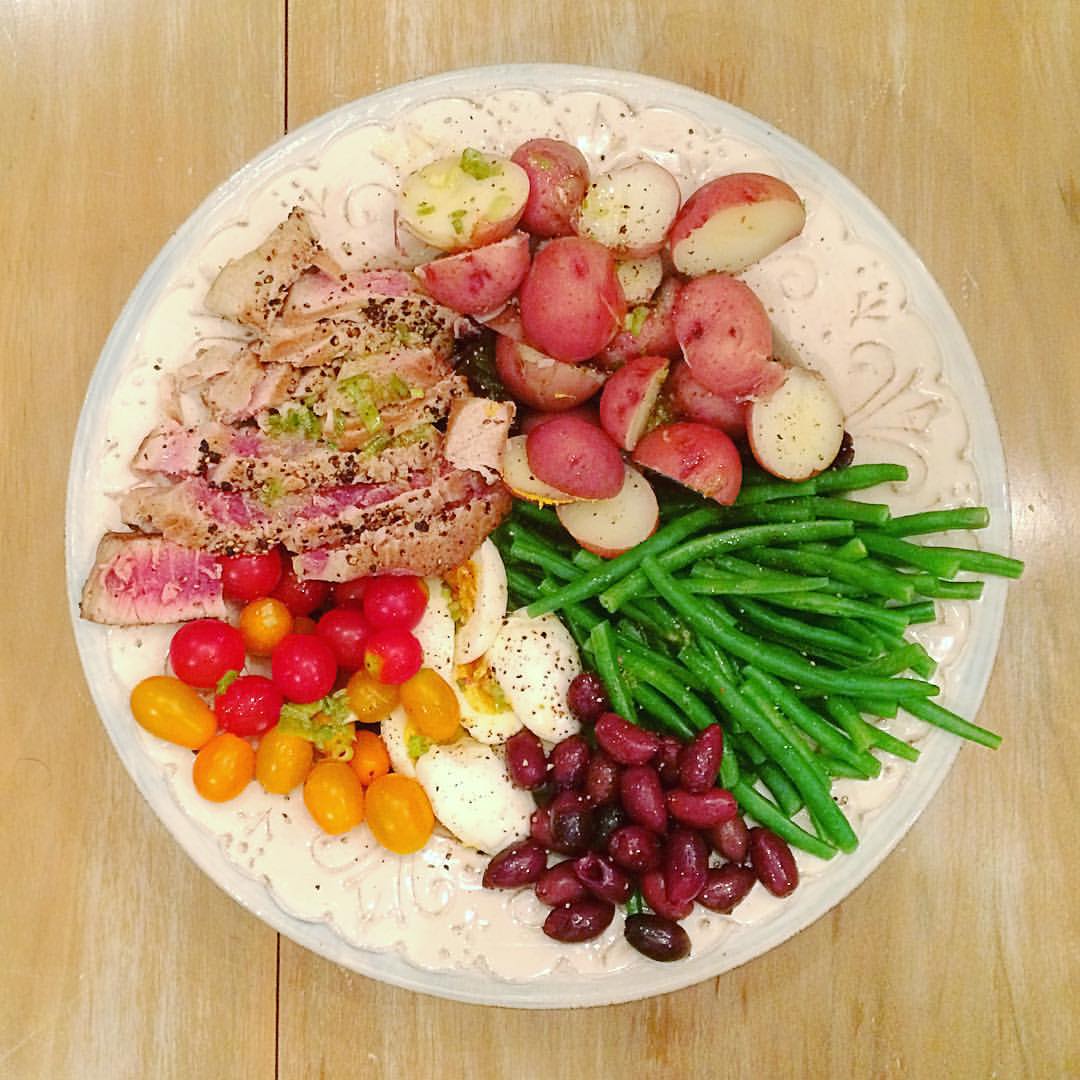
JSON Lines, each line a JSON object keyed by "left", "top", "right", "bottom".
{"left": 266, "top": 405, "right": 321, "bottom": 440}
{"left": 449, "top": 209, "right": 466, "bottom": 235}
{"left": 278, "top": 690, "right": 355, "bottom": 761}
{"left": 625, "top": 305, "right": 650, "bottom": 337}
{"left": 416, "top": 201, "right": 436, "bottom": 216}
{"left": 259, "top": 477, "right": 285, "bottom": 507}
{"left": 407, "top": 733, "right": 432, "bottom": 760}
{"left": 215, "top": 669, "right": 240, "bottom": 696}
{"left": 460, "top": 148, "right": 502, "bottom": 180}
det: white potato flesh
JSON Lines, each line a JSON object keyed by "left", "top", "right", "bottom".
{"left": 414, "top": 738, "right": 533, "bottom": 854}
{"left": 576, "top": 161, "right": 682, "bottom": 257}
{"left": 747, "top": 367, "right": 845, "bottom": 481}
{"left": 449, "top": 539, "right": 508, "bottom": 665}
{"left": 500, "top": 434, "right": 577, "bottom": 505}
{"left": 615, "top": 254, "right": 664, "bottom": 304}
{"left": 487, "top": 612, "right": 582, "bottom": 743}
{"left": 399, "top": 151, "right": 530, "bottom": 252}
{"left": 556, "top": 465, "right": 660, "bottom": 558}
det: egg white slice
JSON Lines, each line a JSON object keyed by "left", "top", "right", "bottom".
{"left": 446, "top": 539, "right": 508, "bottom": 666}
{"left": 486, "top": 611, "right": 582, "bottom": 743}
{"left": 452, "top": 662, "right": 524, "bottom": 746}
{"left": 414, "top": 737, "right": 533, "bottom": 855}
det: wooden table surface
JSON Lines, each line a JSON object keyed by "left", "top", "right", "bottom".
{"left": 2, "top": 2, "right": 1077, "bottom": 1076}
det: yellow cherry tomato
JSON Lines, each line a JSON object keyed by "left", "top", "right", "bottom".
{"left": 130, "top": 675, "right": 217, "bottom": 749}
{"left": 399, "top": 668, "right": 461, "bottom": 744}
{"left": 238, "top": 597, "right": 294, "bottom": 656}
{"left": 365, "top": 774, "right": 435, "bottom": 854}
{"left": 349, "top": 730, "right": 391, "bottom": 787}
{"left": 255, "top": 726, "right": 315, "bottom": 794}
{"left": 303, "top": 761, "right": 364, "bottom": 835}
{"left": 192, "top": 732, "right": 255, "bottom": 802}
{"left": 346, "top": 668, "right": 399, "bottom": 725}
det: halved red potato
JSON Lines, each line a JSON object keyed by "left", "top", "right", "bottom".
{"left": 501, "top": 435, "right": 577, "bottom": 504}
{"left": 632, "top": 421, "right": 743, "bottom": 505}
{"left": 518, "top": 404, "right": 600, "bottom": 435}
{"left": 599, "top": 276, "right": 681, "bottom": 369}
{"left": 518, "top": 237, "right": 626, "bottom": 362}
{"left": 666, "top": 360, "right": 748, "bottom": 440}
{"left": 399, "top": 149, "right": 530, "bottom": 252}
{"left": 599, "top": 355, "right": 670, "bottom": 451}
{"left": 616, "top": 254, "right": 664, "bottom": 305}
{"left": 511, "top": 138, "right": 591, "bottom": 238}
{"left": 575, "top": 161, "right": 682, "bottom": 259}
{"left": 481, "top": 299, "right": 524, "bottom": 340}
{"left": 494, "top": 334, "right": 607, "bottom": 411}
{"left": 674, "top": 274, "right": 784, "bottom": 401}
{"left": 668, "top": 172, "right": 806, "bottom": 276}
{"left": 746, "top": 367, "right": 845, "bottom": 481}
{"left": 415, "top": 231, "right": 531, "bottom": 315}
{"left": 556, "top": 465, "right": 659, "bottom": 558}
{"left": 526, "top": 414, "right": 624, "bottom": 500}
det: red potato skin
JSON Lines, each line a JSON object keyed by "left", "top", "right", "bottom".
{"left": 632, "top": 421, "right": 743, "bottom": 505}
{"left": 518, "top": 237, "right": 627, "bottom": 363}
{"left": 599, "top": 355, "right": 670, "bottom": 451}
{"left": 415, "top": 231, "right": 531, "bottom": 315}
{"left": 511, "top": 139, "right": 590, "bottom": 238}
{"left": 526, "top": 415, "right": 625, "bottom": 500}
{"left": 667, "top": 172, "right": 804, "bottom": 268}
{"left": 481, "top": 300, "right": 524, "bottom": 340}
{"left": 494, "top": 334, "right": 607, "bottom": 411}
{"left": 598, "top": 277, "right": 681, "bottom": 369}
{"left": 674, "top": 274, "right": 784, "bottom": 402}
{"left": 666, "top": 360, "right": 748, "bottom": 439}
{"left": 518, "top": 404, "right": 601, "bottom": 435}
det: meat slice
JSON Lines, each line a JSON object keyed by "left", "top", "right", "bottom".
{"left": 204, "top": 208, "right": 321, "bottom": 330}
{"left": 443, "top": 397, "right": 515, "bottom": 482}
{"left": 80, "top": 533, "right": 227, "bottom": 625}
{"left": 293, "top": 479, "right": 513, "bottom": 581}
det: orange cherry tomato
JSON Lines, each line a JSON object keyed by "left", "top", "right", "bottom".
{"left": 346, "top": 668, "right": 399, "bottom": 725}
{"left": 350, "top": 730, "right": 391, "bottom": 787}
{"left": 364, "top": 774, "right": 435, "bottom": 854}
{"left": 239, "top": 597, "right": 294, "bottom": 656}
{"left": 399, "top": 668, "right": 461, "bottom": 744}
{"left": 130, "top": 675, "right": 217, "bottom": 749}
{"left": 192, "top": 732, "right": 255, "bottom": 802}
{"left": 255, "top": 726, "right": 315, "bottom": 794}
{"left": 303, "top": 761, "right": 364, "bottom": 835}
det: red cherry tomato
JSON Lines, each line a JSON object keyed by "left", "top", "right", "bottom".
{"left": 219, "top": 548, "right": 283, "bottom": 602}
{"left": 332, "top": 578, "right": 369, "bottom": 608}
{"left": 168, "top": 619, "right": 246, "bottom": 689}
{"left": 271, "top": 633, "right": 338, "bottom": 703}
{"left": 364, "top": 627, "right": 424, "bottom": 685}
{"left": 272, "top": 566, "right": 331, "bottom": 616}
{"left": 362, "top": 575, "right": 428, "bottom": 630}
{"left": 316, "top": 607, "right": 370, "bottom": 670}
{"left": 215, "top": 674, "right": 284, "bottom": 737}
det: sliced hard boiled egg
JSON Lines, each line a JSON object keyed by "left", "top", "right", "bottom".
{"left": 452, "top": 655, "right": 524, "bottom": 745}
{"left": 444, "top": 539, "right": 508, "bottom": 666}
{"left": 414, "top": 736, "right": 533, "bottom": 854}
{"left": 381, "top": 706, "right": 418, "bottom": 778}
{"left": 486, "top": 611, "right": 582, "bottom": 743}
{"left": 413, "top": 574, "right": 455, "bottom": 681}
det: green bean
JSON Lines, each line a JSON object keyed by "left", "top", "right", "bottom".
{"left": 818, "top": 755, "right": 876, "bottom": 781}
{"left": 741, "top": 680, "right": 833, "bottom": 789}
{"left": 916, "top": 545, "right": 1024, "bottom": 579}
{"left": 768, "top": 495, "right": 892, "bottom": 526}
{"left": 727, "top": 727, "right": 767, "bottom": 765}
{"left": 726, "top": 596, "right": 877, "bottom": 659}
{"left": 621, "top": 597, "right": 692, "bottom": 647}
{"left": 735, "top": 477, "right": 820, "bottom": 504}
{"left": 630, "top": 682, "right": 696, "bottom": 741}
{"left": 850, "top": 697, "right": 898, "bottom": 720}
{"left": 825, "top": 697, "right": 919, "bottom": 762}
{"left": 856, "top": 532, "right": 963, "bottom": 577}
{"left": 855, "top": 642, "right": 937, "bottom": 680}
{"left": 730, "top": 780, "right": 837, "bottom": 859}
{"left": 749, "top": 545, "right": 916, "bottom": 602}
{"left": 911, "top": 577, "right": 985, "bottom": 600}
{"left": 614, "top": 632, "right": 708, "bottom": 694}
{"left": 887, "top": 601, "right": 938, "bottom": 625}
{"left": 599, "top": 520, "right": 856, "bottom": 612}
{"left": 511, "top": 500, "right": 567, "bottom": 534}
{"left": 903, "top": 698, "right": 1002, "bottom": 749}
{"left": 813, "top": 463, "right": 909, "bottom": 493}
{"left": 830, "top": 537, "right": 870, "bottom": 562}
{"left": 719, "top": 742, "right": 741, "bottom": 788}
{"left": 760, "top": 592, "right": 909, "bottom": 632}
{"left": 716, "top": 502, "right": 817, "bottom": 525}
{"left": 683, "top": 573, "right": 832, "bottom": 596}
{"left": 758, "top": 762, "right": 804, "bottom": 816}
{"left": 506, "top": 567, "right": 542, "bottom": 602}
{"left": 525, "top": 506, "right": 723, "bottom": 617}
{"left": 880, "top": 506, "right": 990, "bottom": 536}
{"left": 688, "top": 637, "right": 739, "bottom": 684}
{"left": 616, "top": 618, "right": 649, "bottom": 646}
{"left": 587, "top": 621, "right": 637, "bottom": 723}
{"left": 615, "top": 649, "right": 717, "bottom": 733}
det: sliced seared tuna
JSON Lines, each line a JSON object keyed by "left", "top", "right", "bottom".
{"left": 80, "top": 533, "right": 227, "bottom": 625}
{"left": 281, "top": 265, "right": 422, "bottom": 323}
{"left": 443, "top": 397, "right": 515, "bottom": 483}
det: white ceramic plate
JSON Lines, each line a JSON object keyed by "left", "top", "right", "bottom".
{"left": 65, "top": 65, "right": 1010, "bottom": 1008}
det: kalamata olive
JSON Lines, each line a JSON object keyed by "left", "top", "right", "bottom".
{"left": 640, "top": 868, "right": 694, "bottom": 922}
{"left": 677, "top": 724, "right": 724, "bottom": 793}
{"left": 664, "top": 828, "right": 709, "bottom": 907}
{"left": 549, "top": 734, "right": 591, "bottom": 790}
{"left": 607, "top": 824, "right": 663, "bottom": 873}
{"left": 748, "top": 827, "right": 799, "bottom": 897}
{"left": 530, "top": 805, "right": 555, "bottom": 849}
{"left": 624, "top": 913, "right": 692, "bottom": 962}
{"left": 654, "top": 735, "right": 684, "bottom": 788}
{"left": 707, "top": 814, "right": 750, "bottom": 864}
{"left": 830, "top": 430, "right": 855, "bottom": 470}
{"left": 566, "top": 671, "right": 610, "bottom": 723}
{"left": 573, "top": 852, "right": 632, "bottom": 904}
{"left": 591, "top": 803, "right": 628, "bottom": 850}
{"left": 698, "top": 863, "right": 757, "bottom": 914}
{"left": 584, "top": 749, "right": 621, "bottom": 805}
{"left": 482, "top": 840, "right": 547, "bottom": 889}
{"left": 666, "top": 787, "right": 738, "bottom": 829}
{"left": 619, "top": 764, "right": 668, "bottom": 833}
{"left": 531, "top": 782, "right": 557, "bottom": 808}
{"left": 535, "top": 861, "right": 590, "bottom": 907}
{"left": 506, "top": 728, "right": 548, "bottom": 789}
{"left": 549, "top": 790, "right": 596, "bottom": 854}
{"left": 542, "top": 898, "right": 616, "bottom": 943}
{"left": 594, "top": 712, "right": 661, "bottom": 766}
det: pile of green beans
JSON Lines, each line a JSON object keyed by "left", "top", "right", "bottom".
{"left": 492, "top": 462, "right": 1023, "bottom": 860}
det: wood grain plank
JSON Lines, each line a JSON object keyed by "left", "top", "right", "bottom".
{"left": 0, "top": 2, "right": 285, "bottom": 1077}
